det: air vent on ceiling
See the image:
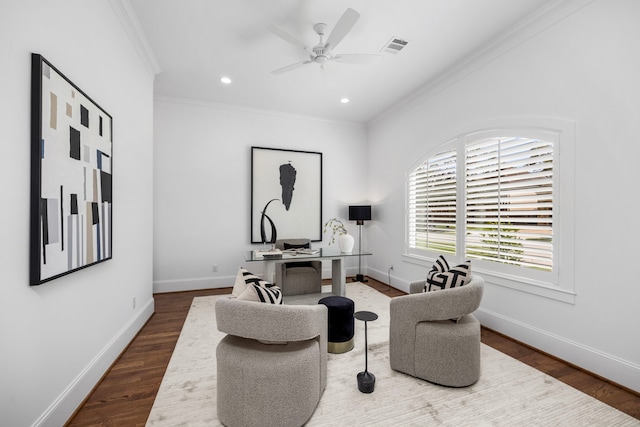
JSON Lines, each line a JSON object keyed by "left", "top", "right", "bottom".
{"left": 381, "top": 37, "right": 408, "bottom": 54}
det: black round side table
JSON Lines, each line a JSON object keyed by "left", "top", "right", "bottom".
{"left": 354, "top": 310, "right": 378, "bottom": 393}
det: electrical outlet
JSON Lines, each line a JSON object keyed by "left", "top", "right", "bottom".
{"left": 212, "top": 265, "right": 218, "bottom": 273}
{"left": 132, "top": 297, "right": 136, "bottom": 309}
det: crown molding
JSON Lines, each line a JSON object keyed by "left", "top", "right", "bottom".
{"left": 108, "top": 0, "right": 161, "bottom": 77}
{"left": 155, "top": 95, "right": 366, "bottom": 129}
{"left": 369, "top": 0, "right": 597, "bottom": 125}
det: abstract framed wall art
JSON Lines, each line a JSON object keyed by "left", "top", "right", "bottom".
{"left": 251, "top": 147, "right": 322, "bottom": 244}
{"left": 30, "top": 54, "right": 113, "bottom": 285}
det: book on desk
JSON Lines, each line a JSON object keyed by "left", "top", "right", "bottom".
{"left": 253, "top": 249, "right": 283, "bottom": 259}
{"left": 283, "top": 248, "right": 320, "bottom": 255}
{"left": 253, "top": 248, "right": 319, "bottom": 259}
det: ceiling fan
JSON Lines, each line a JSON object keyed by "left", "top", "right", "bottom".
{"left": 268, "top": 8, "right": 381, "bottom": 75}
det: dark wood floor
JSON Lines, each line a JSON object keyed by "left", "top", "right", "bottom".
{"left": 66, "top": 277, "right": 640, "bottom": 426}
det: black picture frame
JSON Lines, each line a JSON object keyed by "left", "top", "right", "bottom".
{"left": 251, "top": 147, "right": 322, "bottom": 244}
{"left": 30, "top": 54, "right": 113, "bottom": 285}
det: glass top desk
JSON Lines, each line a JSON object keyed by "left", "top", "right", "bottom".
{"left": 243, "top": 248, "right": 372, "bottom": 301}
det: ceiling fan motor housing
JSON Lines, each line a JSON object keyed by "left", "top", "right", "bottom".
{"left": 312, "top": 45, "right": 329, "bottom": 63}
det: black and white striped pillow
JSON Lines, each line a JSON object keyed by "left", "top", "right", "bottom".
{"left": 237, "top": 282, "right": 283, "bottom": 304}
{"left": 425, "top": 255, "right": 449, "bottom": 291}
{"left": 232, "top": 267, "right": 271, "bottom": 297}
{"left": 426, "top": 257, "right": 471, "bottom": 292}
{"left": 432, "top": 254, "right": 450, "bottom": 274}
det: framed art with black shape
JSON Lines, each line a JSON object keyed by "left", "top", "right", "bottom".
{"left": 30, "top": 54, "right": 113, "bottom": 285}
{"left": 251, "top": 147, "right": 322, "bottom": 244}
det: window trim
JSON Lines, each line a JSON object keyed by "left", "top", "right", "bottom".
{"left": 404, "top": 118, "right": 575, "bottom": 304}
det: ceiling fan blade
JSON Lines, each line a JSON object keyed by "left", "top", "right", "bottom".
{"left": 271, "top": 60, "right": 312, "bottom": 75}
{"left": 268, "top": 24, "right": 312, "bottom": 54}
{"left": 333, "top": 54, "right": 381, "bottom": 64}
{"left": 325, "top": 8, "right": 360, "bottom": 51}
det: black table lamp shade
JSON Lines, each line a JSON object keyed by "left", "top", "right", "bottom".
{"left": 349, "top": 205, "right": 371, "bottom": 225}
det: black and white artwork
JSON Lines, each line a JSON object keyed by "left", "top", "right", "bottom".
{"left": 251, "top": 147, "right": 322, "bottom": 243}
{"left": 30, "top": 54, "right": 113, "bottom": 285}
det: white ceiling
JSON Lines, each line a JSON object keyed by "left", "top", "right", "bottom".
{"left": 129, "top": 0, "right": 552, "bottom": 124}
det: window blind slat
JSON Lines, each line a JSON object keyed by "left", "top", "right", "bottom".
{"left": 408, "top": 148, "right": 457, "bottom": 254}
{"left": 464, "top": 136, "right": 554, "bottom": 271}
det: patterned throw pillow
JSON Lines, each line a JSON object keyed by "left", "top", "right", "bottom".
{"left": 232, "top": 267, "right": 271, "bottom": 297}
{"left": 432, "top": 255, "right": 450, "bottom": 274}
{"left": 237, "top": 282, "right": 283, "bottom": 304}
{"left": 426, "top": 256, "right": 471, "bottom": 292}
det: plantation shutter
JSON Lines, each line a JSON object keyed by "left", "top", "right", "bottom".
{"left": 408, "top": 149, "right": 457, "bottom": 254}
{"left": 465, "top": 137, "right": 553, "bottom": 271}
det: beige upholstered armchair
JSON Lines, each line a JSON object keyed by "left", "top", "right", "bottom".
{"left": 215, "top": 297, "right": 327, "bottom": 427}
{"left": 389, "top": 275, "right": 484, "bottom": 387}
{"left": 275, "top": 238, "right": 322, "bottom": 296}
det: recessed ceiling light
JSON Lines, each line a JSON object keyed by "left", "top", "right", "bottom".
{"left": 220, "top": 76, "right": 232, "bottom": 84}
{"left": 340, "top": 98, "right": 350, "bottom": 104}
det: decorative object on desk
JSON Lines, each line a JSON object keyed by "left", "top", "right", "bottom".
{"left": 251, "top": 147, "right": 322, "bottom": 243}
{"left": 259, "top": 198, "right": 279, "bottom": 245}
{"left": 262, "top": 252, "right": 283, "bottom": 259}
{"left": 349, "top": 205, "right": 372, "bottom": 282}
{"left": 323, "top": 218, "right": 346, "bottom": 244}
{"left": 324, "top": 218, "right": 354, "bottom": 253}
{"left": 30, "top": 54, "right": 113, "bottom": 286}
{"left": 354, "top": 310, "right": 378, "bottom": 393}
{"left": 338, "top": 234, "right": 355, "bottom": 254}
{"left": 253, "top": 248, "right": 283, "bottom": 259}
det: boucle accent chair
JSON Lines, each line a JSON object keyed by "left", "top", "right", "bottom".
{"left": 215, "top": 297, "right": 328, "bottom": 427}
{"left": 389, "top": 275, "right": 484, "bottom": 387}
{"left": 275, "top": 238, "right": 322, "bottom": 296}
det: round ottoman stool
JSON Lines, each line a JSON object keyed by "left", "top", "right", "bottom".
{"left": 318, "top": 296, "right": 354, "bottom": 353}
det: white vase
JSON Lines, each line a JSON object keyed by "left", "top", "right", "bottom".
{"left": 338, "top": 234, "right": 355, "bottom": 253}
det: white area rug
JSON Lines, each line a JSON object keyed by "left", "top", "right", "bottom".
{"left": 147, "top": 284, "right": 639, "bottom": 426}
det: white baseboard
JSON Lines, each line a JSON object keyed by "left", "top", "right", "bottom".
{"left": 32, "top": 298, "right": 155, "bottom": 427}
{"left": 476, "top": 308, "right": 640, "bottom": 394}
{"left": 154, "top": 276, "right": 234, "bottom": 293}
{"left": 367, "top": 268, "right": 410, "bottom": 293}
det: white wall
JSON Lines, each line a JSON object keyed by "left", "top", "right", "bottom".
{"left": 153, "top": 98, "right": 368, "bottom": 292}
{"left": 367, "top": 0, "right": 640, "bottom": 392}
{"left": 0, "top": 1, "right": 155, "bottom": 425}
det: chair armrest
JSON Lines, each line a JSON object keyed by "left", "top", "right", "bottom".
{"left": 392, "top": 276, "right": 484, "bottom": 323}
{"left": 216, "top": 297, "right": 327, "bottom": 343}
{"left": 409, "top": 280, "right": 426, "bottom": 294}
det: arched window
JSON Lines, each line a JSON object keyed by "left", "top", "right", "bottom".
{"left": 406, "top": 122, "right": 575, "bottom": 303}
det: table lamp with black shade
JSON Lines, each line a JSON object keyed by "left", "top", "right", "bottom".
{"left": 349, "top": 205, "right": 371, "bottom": 282}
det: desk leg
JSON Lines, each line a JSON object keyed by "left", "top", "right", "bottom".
{"left": 264, "top": 260, "right": 276, "bottom": 284}
{"left": 331, "top": 258, "right": 346, "bottom": 296}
